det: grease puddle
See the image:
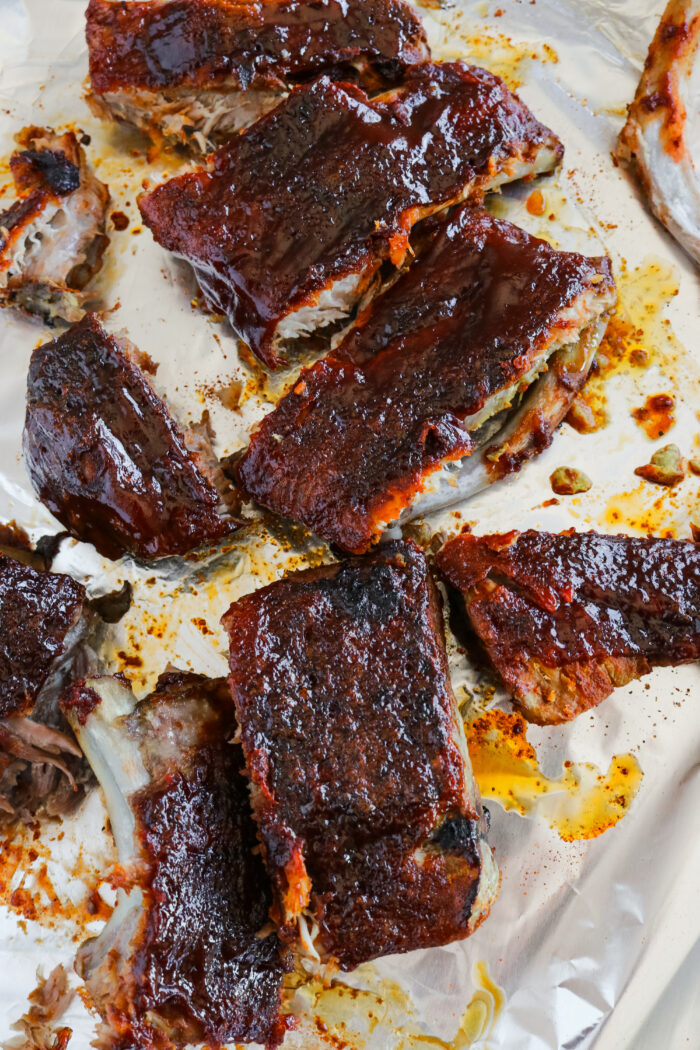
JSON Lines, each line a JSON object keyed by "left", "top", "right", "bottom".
{"left": 466, "top": 709, "right": 642, "bottom": 841}
{"left": 289, "top": 960, "right": 504, "bottom": 1049}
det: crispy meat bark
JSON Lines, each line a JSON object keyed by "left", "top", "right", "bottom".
{"left": 0, "top": 555, "right": 92, "bottom": 822}
{"left": 436, "top": 529, "right": 700, "bottom": 725}
{"left": 61, "top": 672, "right": 288, "bottom": 1048}
{"left": 23, "top": 314, "right": 240, "bottom": 561}
{"left": 223, "top": 541, "right": 499, "bottom": 969}
{"left": 0, "top": 127, "right": 109, "bottom": 323}
{"left": 139, "top": 63, "right": 564, "bottom": 368}
{"left": 86, "top": 0, "right": 430, "bottom": 152}
{"left": 617, "top": 0, "right": 700, "bottom": 263}
{"left": 237, "top": 207, "right": 616, "bottom": 552}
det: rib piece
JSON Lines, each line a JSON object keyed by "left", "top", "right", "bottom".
{"left": 86, "top": 0, "right": 430, "bottom": 153}
{"left": 61, "top": 671, "right": 289, "bottom": 1049}
{"left": 237, "top": 207, "right": 616, "bottom": 553}
{"left": 617, "top": 0, "right": 700, "bottom": 263}
{"left": 435, "top": 529, "right": 700, "bottom": 725}
{"left": 0, "top": 555, "right": 92, "bottom": 822}
{"left": 23, "top": 313, "right": 240, "bottom": 561}
{"left": 139, "top": 63, "right": 564, "bottom": 368}
{"left": 223, "top": 541, "right": 499, "bottom": 970}
{"left": 0, "top": 126, "right": 109, "bottom": 323}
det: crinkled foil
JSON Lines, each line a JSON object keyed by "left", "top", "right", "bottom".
{"left": 1, "top": 1, "right": 699, "bottom": 1048}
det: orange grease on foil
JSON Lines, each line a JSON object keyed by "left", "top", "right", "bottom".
{"left": 569, "top": 258, "right": 681, "bottom": 432}
{"left": 603, "top": 476, "right": 700, "bottom": 539}
{"left": 466, "top": 709, "right": 642, "bottom": 841}
{"left": 0, "top": 823, "right": 112, "bottom": 933}
{"left": 631, "top": 393, "right": 676, "bottom": 439}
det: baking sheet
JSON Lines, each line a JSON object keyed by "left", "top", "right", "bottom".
{"left": 1, "top": 1, "right": 700, "bottom": 1047}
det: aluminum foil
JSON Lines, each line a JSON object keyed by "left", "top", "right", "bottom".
{"left": 1, "top": 1, "right": 699, "bottom": 1047}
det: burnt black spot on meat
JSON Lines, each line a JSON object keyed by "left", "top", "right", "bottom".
{"left": 18, "top": 149, "right": 81, "bottom": 195}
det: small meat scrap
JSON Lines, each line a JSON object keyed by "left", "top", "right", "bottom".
{"left": 0, "top": 126, "right": 109, "bottom": 324}
{"left": 139, "top": 63, "right": 564, "bottom": 368}
{"left": 223, "top": 541, "right": 499, "bottom": 969}
{"left": 86, "top": 0, "right": 430, "bottom": 152}
{"left": 4, "top": 964, "right": 75, "bottom": 1050}
{"left": 23, "top": 314, "right": 240, "bottom": 561}
{"left": 0, "top": 555, "right": 91, "bottom": 822}
{"left": 237, "top": 208, "right": 615, "bottom": 552}
{"left": 634, "top": 442, "right": 685, "bottom": 486}
{"left": 550, "top": 467, "right": 592, "bottom": 495}
{"left": 436, "top": 528, "right": 700, "bottom": 724}
{"left": 61, "top": 672, "right": 289, "bottom": 1049}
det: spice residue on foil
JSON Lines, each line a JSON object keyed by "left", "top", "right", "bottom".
{"left": 424, "top": 5, "right": 557, "bottom": 89}
{"left": 567, "top": 256, "right": 681, "bottom": 432}
{"left": 603, "top": 469, "right": 700, "bottom": 539}
{"left": 288, "top": 959, "right": 504, "bottom": 1049}
{"left": 0, "top": 812, "right": 113, "bottom": 935}
{"left": 466, "top": 709, "right": 643, "bottom": 841}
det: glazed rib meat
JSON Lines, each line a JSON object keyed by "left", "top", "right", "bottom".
{"left": 223, "top": 541, "right": 499, "bottom": 969}
{"left": 23, "top": 313, "right": 240, "bottom": 561}
{"left": 139, "top": 63, "right": 564, "bottom": 368}
{"left": 237, "top": 207, "right": 616, "bottom": 553}
{"left": 617, "top": 0, "right": 700, "bottom": 263}
{"left": 86, "top": 0, "right": 430, "bottom": 152}
{"left": 436, "top": 529, "right": 700, "bottom": 725}
{"left": 0, "top": 127, "right": 109, "bottom": 323}
{"left": 0, "top": 555, "right": 91, "bottom": 822}
{"left": 61, "top": 672, "right": 288, "bottom": 1048}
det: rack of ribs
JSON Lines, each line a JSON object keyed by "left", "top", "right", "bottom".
{"left": 0, "top": 555, "right": 92, "bottom": 822}
{"left": 0, "top": 126, "right": 109, "bottom": 323}
{"left": 139, "top": 62, "right": 564, "bottom": 368}
{"left": 435, "top": 528, "right": 700, "bottom": 724}
{"left": 86, "top": 0, "right": 431, "bottom": 152}
{"left": 222, "top": 540, "right": 499, "bottom": 969}
{"left": 61, "top": 671, "right": 289, "bottom": 1048}
{"left": 236, "top": 207, "right": 616, "bottom": 552}
{"left": 23, "top": 313, "right": 241, "bottom": 561}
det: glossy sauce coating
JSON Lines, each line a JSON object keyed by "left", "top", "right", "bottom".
{"left": 436, "top": 529, "right": 700, "bottom": 723}
{"left": 87, "top": 0, "right": 429, "bottom": 93}
{"left": 139, "top": 63, "right": 563, "bottom": 367}
{"left": 238, "top": 208, "right": 613, "bottom": 552}
{"left": 132, "top": 677, "right": 286, "bottom": 1047}
{"left": 223, "top": 541, "right": 489, "bottom": 968}
{"left": 0, "top": 556, "right": 85, "bottom": 720}
{"left": 23, "top": 314, "right": 234, "bottom": 561}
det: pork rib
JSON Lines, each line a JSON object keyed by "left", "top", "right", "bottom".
{"left": 0, "top": 126, "right": 109, "bottom": 323}
{"left": 23, "top": 314, "right": 240, "bottom": 561}
{"left": 223, "top": 540, "right": 499, "bottom": 969}
{"left": 139, "top": 62, "right": 563, "bottom": 368}
{"left": 436, "top": 528, "right": 700, "bottom": 724}
{"left": 61, "top": 671, "right": 289, "bottom": 1049}
{"left": 86, "top": 0, "right": 430, "bottom": 152}
{"left": 237, "top": 207, "right": 615, "bottom": 552}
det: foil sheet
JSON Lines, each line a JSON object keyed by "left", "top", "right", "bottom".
{"left": 1, "top": 1, "right": 699, "bottom": 1047}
